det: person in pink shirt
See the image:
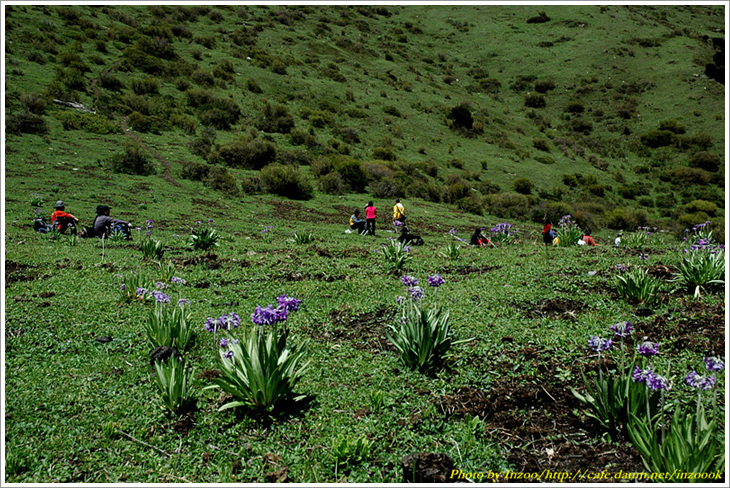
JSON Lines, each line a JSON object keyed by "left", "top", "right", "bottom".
{"left": 364, "top": 201, "right": 377, "bottom": 236}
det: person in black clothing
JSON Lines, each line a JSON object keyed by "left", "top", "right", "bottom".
{"left": 93, "top": 205, "right": 132, "bottom": 239}
{"left": 470, "top": 228, "right": 491, "bottom": 247}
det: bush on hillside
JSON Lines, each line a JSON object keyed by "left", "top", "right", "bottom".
{"left": 533, "top": 138, "right": 550, "bottom": 152}
{"left": 205, "top": 166, "right": 240, "bottom": 196}
{"left": 373, "top": 147, "right": 397, "bottom": 161}
{"left": 524, "top": 93, "right": 546, "bottom": 108}
{"left": 58, "top": 112, "right": 122, "bottom": 134}
{"left": 278, "top": 150, "right": 312, "bottom": 167}
{"left": 565, "top": 102, "right": 584, "bottom": 114}
{"left": 408, "top": 181, "right": 442, "bottom": 203}
{"left": 259, "top": 164, "right": 314, "bottom": 200}
{"left": 127, "top": 111, "right": 165, "bottom": 134}
{"left": 689, "top": 151, "right": 721, "bottom": 172}
{"left": 180, "top": 160, "right": 210, "bottom": 181}
{"left": 131, "top": 77, "right": 160, "bottom": 95}
{"left": 6, "top": 111, "right": 48, "bottom": 135}
{"left": 318, "top": 172, "right": 346, "bottom": 195}
{"left": 640, "top": 130, "right": 675, "bottom": 148}
{"left": 534, "top": 78, "right": 556, "bottom": 93}
{"left": 658, "top": 119, "right": 686, "bottom": 134}
{"left": 108, "top": 142, "right": 157, "bottom": 176}
{"left": 240, "top": 174, "right": 265, "bottom": 195}
{"left": 513, "top": 177, "right": 534, "bottom": 195}
{"left": 661, "top": 167, "right": 711, "bottom": 186}
{"left": 446, "top": 102, "right": 474, "bottom": 131}
{"left": 255, "top": 102, "right": 295, "bottom": 134}
{"left": 212, "top": 137, "right": 276, "bottom": 170}
{"left": 19, "top": 93, "right": 48, "bottom": 114}
{"left": 603, "top": 208, "right": 649, "bottom": 230}
{"left": 684, "top": 199, "right": 718, "bottom": 216}
{"left": 370, "top": 177, "right": 404, "bottom": 198}
{"left": 487, "top": 192, "right": 532, "bottom": 220}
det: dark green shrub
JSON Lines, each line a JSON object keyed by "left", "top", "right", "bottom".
{"left": 99, "top": 71, "right": 124, "bottom": 91}
{"left": 278, "top": 150, "right": 312, "bottom": 166}
{"left": 127, "top": 111, "right": 164, "bottom": 134}
{"left": 534, "top": 78, "right": 555, "bottom": 93}
{"left": 260, "top": 164, "right": 314, "bottom": 200}
{"left": 192, "top": 70, "right": 215, "bottom": 87}
{"left": 170, "top": 114, "right": 197, "bottom": 135}
{"left": 655, "top": 193, "right": 676, "bottom": 209}
{"left": 318, "top": 172, "right": 346, "bottom": 195}
{"left": 487, "top": 192, "right": 532, "bottom": 220}
{"left": 19, "top": 93, "right": 48, "bottom": 115}
{"left": 418, "top": 159, "right": 439, "bottom": 178}
{"left": 533, "top": 138, "right": 550, "bottom": 152}
{"left": 662, "top": 167, "right": 711, "bottom": 186}
{"left": 685, "top": 199, "right": 718, "bottom": 216}
{"left": 180, "top": 160, "right": 210, "bottom": 180}
{"left": 240, "top": 174, "right": 265, "bottom": 195}
{"left": 689, "top": 151, "right": 721, "bottom": 172}
{"left": 443, "top": 179, "right": 471, "bottom": 203}
{"left": 205, "top": 166, "right": 240, "bottom": 195}
{"left": 333, "top": 157, "right": 367, "bottom": 193}
{"left": 513, "top": 177, "right": 534, "bottom": 195}
{"left": 370, "top": 177, "right": 404, "bottom": 198}
{"left": 457, "top": 195, "right": 485, "bottom": 215}
{"left": 677, "top": 133, "right": 713, "bottom": 151}
{"left": 535, "top": 155, "right": 555, "bottom": 165}
{"left": 588, "top": 184, "right": 607, "bottom": 197}
{"left": 108, "top": 142, "right": 156, "bottom": 176}
{"left": 408, "top": 181, "right": 442, "bottom": 203}
{"left": 640, "top": 130, "right": 675, "bottom": 148}
{"left": 562, "top": 174, "right": 578, "bottom": 187}
{"left": 571, "top": 118, "right": 592, "bottom": 134}
{"left": 6, "top": 111, "right": 48, "bottom": 135}
{"left": 373, "top": 147, "right": 397, "bottom": 161}
{"left": 524, "top": 93, "right": 546, "bottom": 108}
{"left": 565, "top": 102, "right": 584, "bottom": 113}
{"left": 213, "top": 137, "right": 276, "bottom": 170}
{"left": 477, "top": 180, "right": 501, "bottom": 195}
{"left": 58, "top": 112, "right": 121, "bottom": 134}
{"left": 246, "top": 78, "right": 263, "bottom": 93}
{"left": 446, "top": 102, "right": 474, "bottom": 131}
{"left": 677, "top": 212, "right": 710, "bottom": 231}
{"left": 196, "top": 36, "right": 217, "bottom": 49}
{"left": 255, "top": 102, "right": 295, "bottom": 134}
{"left": 603, "top": 208, "right": 648, "bottom": 230}
{"left": 530, "top": 201, "right": 572, "bottom": 224}
{"left": 658, "top": 119, "right": 686, "bottom": 134}
{"left": 479, "top": 78, "right": 502, "bottom": 93}
{"left": 527, "top": 13, "right": 551, "bottom": 23}
{"left": 383, "top": 106, "right": 401, "bottom": 117}
{"left": 131, "top": 77, "right": 159, "bottom": 95}
{"left": 339, "top": 127, "right": 360, "bottom": 144}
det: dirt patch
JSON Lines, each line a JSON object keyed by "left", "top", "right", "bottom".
{"left": 306, "top": 245, "right": 333, "bottom": 258}
{"left": 437, "top": 348, "right": 645, "bottom": 481}
{"left": 271, "top": 200, "right": 335, "bottom": 224}
{"left": 197, "top": 369, "right": 222, "bottom": 380}
{"left": 639, "top": 300, "right": 724, "bottom": 354}
{"left": 304, "top": 307, "right": 395, "bottom": 352}
{"left": 5, "top": 261, "right": 37, "bottom": 284}
{"left": 439, "top": 265, "right": 502, "bottom": 276}
{"left": 521, "top": 298, "right": 588, "bottom": 320}
{"left": 645, "top": 262, "right": 677, "bottom": 280}
{"left": 172, "top": 412, "right": 196, "bottom": 436}
{"left": 279, "top": 271, "right": 347, "bottom": 282}
{"left": 338, "top": 246, "right": 371, "bottom": 258}
{"left": 172, "top": 253, "right": 221, "bottom": 269}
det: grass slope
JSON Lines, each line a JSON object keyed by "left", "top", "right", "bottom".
{"left": 3, "top": 3, "right": 726, "bottom": 484}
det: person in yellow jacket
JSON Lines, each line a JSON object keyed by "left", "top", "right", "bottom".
{"left": 349, "top": 209, "right": 366, "bottom": 234}
{"left": 393, "top": 198, "right": 406, "bottom": 231}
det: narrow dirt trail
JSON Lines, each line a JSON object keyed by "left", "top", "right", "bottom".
{"left": 89, "top": 59, "right": 182, "bottom": 188}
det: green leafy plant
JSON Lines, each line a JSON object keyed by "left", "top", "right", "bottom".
{"left": 381, "top": 240, "right": 410, "bottom": 270}
{"left": 145, "top": 302, "right": 194, "bottom": 350}
{"left": 29, "top": 193, "right": 43, "bottom": 207}
{"left": 555, "top": 214, "right": 582, "bottom": 247}
{"left": 368, "top": 390, "right": 387, "bottom": 412}
{"left": 189, "top": 222, "right": 220, "bottom": 251}
{"left": 388, "top": 304, "right": 456, "bottom": 373}
{"left": 331, "top": 434, "right": 372, "bottom": 469}
{"left": 622, "top": 231, "right": 649, "bottom": 249}
{"left": 292, "top": 231, "right": 314, "bottom": 245}
{"left": 140, "top": 237, "right": 165, "bottom": 260}
{"left": 614, "top": 267, "right": 661, "bottom": 305}
{"left": 152, "top": 355, "right": 196, "bottom": 415}
{"left": 438, "top": 242, "right": 461, "bottom": 260}
{"left": 66, "top": 234, "right": 78, "bottom": 246}
{"left": 673, "top": 248, "right": 724, "bottom": 299}
{"left": 108, "top": 228, "right": 128, "bottom": 243}
{"left": 118, "top": 271, "right": 154, "bottom": 302}
{"left": 206, "top": 328, "right": 310, "bottom": 411}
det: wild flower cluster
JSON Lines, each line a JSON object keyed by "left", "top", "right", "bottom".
{"left": 558, "top": 214, "right": 577, "bottom": 228}
{"left": 489, "top": 222, "right": 517, "bottom": 244}
{"left": 218, "top": 337, "right": 240, "bottom": 359}
{"left": 204, "top": 312, "right": 241, "bottom": 332}
{"left": 136, "top": 287, "right": 172, "bottom": 303}
{"left": 250, "top": 295, "right": 301, "bottom": 326}
{"left": 685, "top": 356, "right": 724, "bottom": 390}
{"left": 448, "top": 228, "right": 468, "bottom": 244}
{"left": 146, "top": 219, "right": 154, "bottom": 237}
{"left": 614, "top": 263, "right": 632, "bottom": 273}
{"left": 682, "top": 237, "right": 724, "bottom": 254}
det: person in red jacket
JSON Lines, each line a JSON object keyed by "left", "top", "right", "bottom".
{"left": 364, "top": 201, "right": 377, "bottom": 236}
{"left": 50, "top": 200, "right": 79, "bottom": 234}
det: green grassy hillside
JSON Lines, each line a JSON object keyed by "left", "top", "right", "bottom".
{"left": 3, "top": 4, "right": 726, "bottom": 484}
{"left": 4, "top": 4, "right": 725, "bottom": 237}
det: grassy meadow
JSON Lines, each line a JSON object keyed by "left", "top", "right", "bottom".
{"left": 3, "top": 3, "right": 726, "bottom": 484}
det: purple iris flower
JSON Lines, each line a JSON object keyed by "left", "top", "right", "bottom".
{"left": 588, "top": 335, "right": 613, "bottom": 352}
{"left": 136, "top": 287, "right": 148, "bottom": 297}
{"left": 647, "top": 373, "right": 671, "bottom": 391}
{"left": 395, "top": 296, "right": 405, "bottom": 305}
{"left": 610, "top": 321, "right": 633, "bottom": 338}
{"left": 120, "top": 284, "right": 126, "bottom": 291}
{"left": 632, "top": 366, "right": 653, "bottom": 383}
{"left": 402, "top": 275, "right": 418, "bottom": 287}
{"left": 277, "top": 295, "right": 302, "bottom": 312}
{"left": 427, "top": 274, "right": 445, "bottom": 287}
{"left": 686, "top": 371, "right": 716, "bottom": 390}
{"left": 178, "top": 298, "right": 189, "bottom": 306}
{"left": 705, "top": 356, "right": 725, "bottom": 372}
{"left": 224, "top": 350, "right": 234, "bottom": 360}
{"left": 204, "top": 317, "right": 217, "bottom": 332}
{"left": 171, "top": 276, "right": 186, "bottom": 285}
{"left": 637, "top": 341, "right": 659, "bottom": 357}
{"left": 251, "top": 304, "right": 288, "bottom": 325}
{"left": 155, "top": 281, "right": 168, "bottom": 290}
{"left": 220, "top": 338, "right": 229, "bottom": 348}
{"left": 408, "top": 286, "right": 424, "bottom": 301}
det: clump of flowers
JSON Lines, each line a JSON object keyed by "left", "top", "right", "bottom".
{"left": 555, "top": 214, "right": 583, "bottom": 247}
{"left": 489, "top": 222, "right": 517, "bottom": 244}
{"left": 448, "top": 228, "right": 468, "bottom": 244}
